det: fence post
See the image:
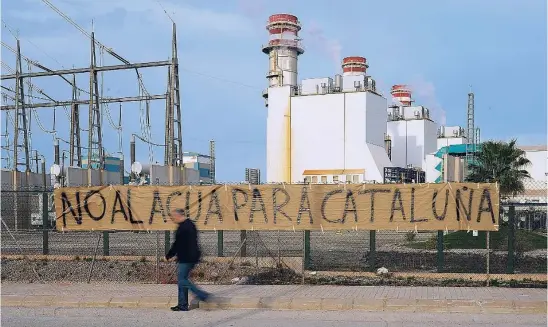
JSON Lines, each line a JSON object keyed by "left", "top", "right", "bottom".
{"left": 436, "top": 230, "right": 444, "bottom": 272}
{"left": 506, "top": 205, "right": 516, "bottom": 274}
{"left": 303, "top": 230, "right": 310, "bottom": 270}
{"left": 240, "top": 230, "right": 247, "bottom": 257}
{"left": 369, "top": 230, "right": 376, "bottom": 272}
{"left": 42, "top": 192, "right": 49, "bottom": 255}
{"left": 165, "top": 231, "right": 171, "bottom": 256}
{"left": 217, "top": 230, "right": 224, "bottom": 257}
{"left": 102, "top": 232, "right": 109, "bottom": 256}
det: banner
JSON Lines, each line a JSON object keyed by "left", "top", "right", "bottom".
{"left": 53, "top": 183, "right": 499, "bottom": 231}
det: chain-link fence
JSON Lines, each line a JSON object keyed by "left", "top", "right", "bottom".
{"left": 1, "top": 180, "right": 546, "bottom": 286}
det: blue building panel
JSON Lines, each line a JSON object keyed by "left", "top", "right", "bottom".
{"left": 199, "top": 168, "right": 210, "bottom": 178}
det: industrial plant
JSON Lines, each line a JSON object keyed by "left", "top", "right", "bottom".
{"left": 0, "top": 10, "right": 545, "bottom": 207}
{"left": 261, "top": 14, "right": 546, "bottom": 188}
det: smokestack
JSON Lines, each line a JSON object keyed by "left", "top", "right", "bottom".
{"left": 341, "top": 56, "right": 368, "bottom": 76}
{"left": 391, "top": 84, "right": 412, "bottom": 106}
{"left": 262, "top": 14, "right": 304, "bottom": 88}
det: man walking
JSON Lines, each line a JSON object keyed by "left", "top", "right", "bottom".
{"left": 166, "top": 208, "right": 210, "bottom": 311}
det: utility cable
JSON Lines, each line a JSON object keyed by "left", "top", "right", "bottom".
{"left": 1, "top": 41, "right": 88, "bottom": 94}
{"left": 133, "top": 133, "right": 166, "bottom": 147}
{"left": 40, "top": 0, "right": 152, "bottom": 98}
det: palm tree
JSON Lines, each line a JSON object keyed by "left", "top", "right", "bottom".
{"left": 465, "top": 139, "right": 531, "bottom": 196}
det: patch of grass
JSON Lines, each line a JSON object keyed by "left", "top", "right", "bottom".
{"left": 407, "top": 225, "right": 546, "bottom": 251}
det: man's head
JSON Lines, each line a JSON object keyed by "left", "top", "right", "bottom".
{"left": 171, "top": 208, "right": 187, "bottom": 224}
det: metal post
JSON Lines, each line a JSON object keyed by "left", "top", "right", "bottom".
{"left": 103, "top": 231, "right": 109, "bottom": 256}
{"left": 507, "top": 205, "right": 516, "bottom": 274}
{"left": 130, "top": 135, "right": 135, "bottom": 182}
{"left": 486, "top": 231, "right": 490, "bottom": 285}
{"left": 369, "top": 230, "right": 376, "bottom": 272}
{"left": 437, "top": 230, "right": 444, "bottom": 272}
{"left": 217, "top": 230, "right": 224, "bottom": 257}
{"left": 304, "top": 230, "right": 310, "bottom": 270}
{"left": 240, "top": 230, "right": 247, "bottom": 257}
{"left": 156, "top": 231, "right": 160, "bottom": 284}
{"left": 42, "top": 192, "right": 49, "bottom": 255}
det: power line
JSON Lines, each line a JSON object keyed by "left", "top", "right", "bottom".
{"left": 153, "top": 0, "right": 175, "bottom": 23}
{"left": 133, "top": 133, "right": 166, "bottom": 147}
{"left": 39, "top": 0, "right": 152, "bottom": 97}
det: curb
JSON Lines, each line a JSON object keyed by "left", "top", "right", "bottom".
{"left": 2, "top": 295, "right": 546, "bottom": 314}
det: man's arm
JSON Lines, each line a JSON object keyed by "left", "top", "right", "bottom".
{"left": 166, "top": 228, "right": 180, "bottom": 260}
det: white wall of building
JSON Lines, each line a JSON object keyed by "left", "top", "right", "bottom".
{"left": 266, "top": 86, "right": 292, "bottom": 183}
{"left": 425, "top": 154, "right": 440, "bottom": 183}
{"left": 520, "top": 147, "right": 547, "bottom": 182}
{"left": 387, "top": 119, "right": 438, "bottom": 171}
{"left": 437, "top": 137, "right": 465, "bottom": 149}
{"left": 285, "top": 90, "right": 391, "bottom": 183}
{"left": 291, "top": 93, "right": 345, "bottom": 182}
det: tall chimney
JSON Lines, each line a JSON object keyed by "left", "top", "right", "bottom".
{"left": 262, "top": 14, "right": 304, "bottom": 88}
{"left": 391, "top": 84, "right": 412, "bottom": 106}
{"left": 341, "top": 56, "right": 368, "bottom": 76}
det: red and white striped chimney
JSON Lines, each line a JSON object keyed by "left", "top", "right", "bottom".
{"left": 341, "top": 56, "right": 368, "bottom": 76}
{"left": 390, "top": 84, "right": 412, "bottom": 106}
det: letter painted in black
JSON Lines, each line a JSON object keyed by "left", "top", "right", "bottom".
{"left": 204, "top": 189, "right": 223, "bottom": 225}
{"left": 410, "top": 187, "right": 428, "bottom": 223}
{"left": 186, "top": 191, "right": 202, "bottom": 221}
{"left": 61, "top": 192, "right": 82, "bottom": 227}
{"left": 477, "top": 188, "right": 495, "bottom": 223}
{"left": 342, "top": 190, "right": 358, "bottom": 223}
{"left": 149, "top": 190, "right": 166, "bottom": 224}
{"left": 321, "top": 189, "right": 343, "bottom": 223}
{"left": 126, "top": 189, "right": 141, "bottom": 224}
{"left": 166, "top": 191, "right": 182, "bottom": 218}
{"left": 249, "top": 188, "right": 268, "bottom": 223}
{"left": 456, "top": 186, "right": 474, "bottom": 221}
{"left": 389, "top": 189, "right": 406, "bottom": 221}
{"left": 231, "top": 188, "right": 248, "bottom": 222}
{"left": 432, "top": 189, "right": 449, "bottom": 221}
{"left": 359, "top": 189, "right": 391, "bottom": 222}
{"left": 297, "top": 186, "right": 313, "bottom": 224}
{"left": 272, "top": 187, "right": 292, "bottom": 224}
{"left": 111, "top": 190, "right": 128, "bottom": 223}
{"left": 110, "top": 189, "right": 143, "bottom": 224}
{"left": 83, "top": 190, "right": 106, "bottom": 221}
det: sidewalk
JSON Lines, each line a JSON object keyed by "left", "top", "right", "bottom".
{"left": 2, "top": 283, "right": 546, "bottom": 314}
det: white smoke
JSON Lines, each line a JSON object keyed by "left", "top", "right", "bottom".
{"left": 408, "top": 76, "right": 447, "bottom": 125}
{"left": 306, "top": 20, "right": 342, "bottom": 71}
{"left": 237, "top": 0, "right": 267, "bottom": 19}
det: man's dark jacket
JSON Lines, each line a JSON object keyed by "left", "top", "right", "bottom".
{"left": 166, "top": 219, "right": 201, "bottom": 263}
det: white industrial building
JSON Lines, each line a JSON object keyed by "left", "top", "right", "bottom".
{"left": 262, "top": 13, "right": 547, "bottom": 186}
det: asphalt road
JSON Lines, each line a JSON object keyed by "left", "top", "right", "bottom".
{"left": 2, "top": 307, "right": 546, "bottom": 327}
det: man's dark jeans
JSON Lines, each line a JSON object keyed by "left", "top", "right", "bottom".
{"left": 177, "top": 262, "right": 208, "bottom": 308}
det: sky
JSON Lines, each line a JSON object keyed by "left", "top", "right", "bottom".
{"left": 1, "top": 0, "right": 546, "bottom": 182}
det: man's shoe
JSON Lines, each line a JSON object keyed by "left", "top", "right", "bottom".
{"left": 170, "top": 305, "right": 189, "bottom": 311}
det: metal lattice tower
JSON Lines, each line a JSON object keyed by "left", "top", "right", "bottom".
{"left": 465, "top": 90, "right": 475, "bottom": 173}
{"left": 69, "top": 74, "right": 82, "bottom": 167}
{"left": 87, "top": 32, "right": 103, "bottom": 169}
{"left": 13, "top": 40, "right": 30, "bottom": 172}
{"left": 209, "top": 140, "right": 216, "bottom": 184}
{"left": 164, "top": 23, "right": 183, "bottom": 168}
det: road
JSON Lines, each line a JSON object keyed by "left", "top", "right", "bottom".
{"left": 2, "top": 307, "right": 546, "bottom": 327}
